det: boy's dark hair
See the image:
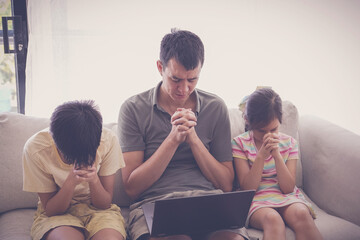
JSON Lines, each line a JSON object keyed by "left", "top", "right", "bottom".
{"left": 160, "top": 28, "right": 204, "bottom": 70}
{"left": 245, "top": 88, "right": 282, "bottom": 131}
{"left": 50, "top": 100, "right": 103, "bottom": 168}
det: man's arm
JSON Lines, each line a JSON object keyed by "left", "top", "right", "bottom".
{"left": 121, "top": 122, "right": 195, "bottom": 200}
{"left": 187, "top": 129, "right": 234, "bottom": 192}
{"left": 173, "top": 108, "right": 234, "bottom": 192}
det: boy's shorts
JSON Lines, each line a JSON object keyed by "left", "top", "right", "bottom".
{"left": 127, "top": 189, "right": 249, "bottom": 240}
{"left": 31, "top": 202, "right": 126, "bottom": 240}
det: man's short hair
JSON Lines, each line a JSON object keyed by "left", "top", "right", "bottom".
{"left": 160, "top": 28, "right": 204, "bottom": 70}
{"left": 50, "top": 100, "right": 103, "bottom": 167}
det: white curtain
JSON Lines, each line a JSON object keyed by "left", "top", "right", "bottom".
{"left": 26, "top": 0, "right": 144, "bottom": 122}
{"left": 26, "top": 0, "right": 360, "bottom": 134}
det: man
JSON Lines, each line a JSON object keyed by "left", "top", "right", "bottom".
{"left": 118, "top": 29, "right": 248, "bottom": 240}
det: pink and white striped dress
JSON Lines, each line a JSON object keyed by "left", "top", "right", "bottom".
{"left": 232, "top": 131, "right": 315, "bottom": 224}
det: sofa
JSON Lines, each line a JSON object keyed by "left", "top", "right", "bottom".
{"left": 1, "top": 101, "right": 360, "bottom": 240}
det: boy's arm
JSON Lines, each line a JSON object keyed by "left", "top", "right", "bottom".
{"left": 87, "top": 130, "right": 124, "bottom": 209}
{"left": 73, "top": 165, "right": 114, "bottom": 209}
{"left": 89, "top": 172, "right": 115, "bottom": 209}
{"left": 38, "top": 167, "right": 80, "bottom": 216}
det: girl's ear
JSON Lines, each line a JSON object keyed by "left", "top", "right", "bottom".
{"left": 243, "top": 113, "right": 249, "bottom": 124}
{"left": 243, "top": 114, "right": 250, "bottom": 132}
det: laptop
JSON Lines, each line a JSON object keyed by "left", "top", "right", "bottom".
{"left": 141, "top": 190, "right": 255, "bottom": 237}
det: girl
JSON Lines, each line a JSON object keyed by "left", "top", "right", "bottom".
{"left": 232, "top": 88, "right": 322, "bottom": 240}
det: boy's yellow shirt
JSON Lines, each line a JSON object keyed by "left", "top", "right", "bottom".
{"left": 22, "top": 127, "right": 125, "bottom": 204}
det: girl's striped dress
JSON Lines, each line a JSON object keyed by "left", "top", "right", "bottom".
{"left": 232, "top": 131, "right": 315, "bottom": 225}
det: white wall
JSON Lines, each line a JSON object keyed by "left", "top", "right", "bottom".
{"left": 113, "top": 0, "right": 360, "bottom": 134}
{"left": 28, "top": 0, "right": 360, "bottom": 135}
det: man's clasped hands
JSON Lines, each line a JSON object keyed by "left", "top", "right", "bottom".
{"left": 170, "top": 108, "right": 197, "bottom": 144}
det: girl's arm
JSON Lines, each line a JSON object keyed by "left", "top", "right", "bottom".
{"left": 234, "top": 155, "right": 265, "bottom": 190}
{"left": 272, "top": 150, "right": 297, "bottom": 193}
{"left": 234, "top": 135, "right": 274, "bottom": 190}
{"left": 263, "top": 132, "right": 297, "bottom": 193}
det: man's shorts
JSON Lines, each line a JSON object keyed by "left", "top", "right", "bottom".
{"left": 31, "top": 202, "right": 126, "bottom": 240}
{"left": 127, "top": 189, "right": 249, "bottom": 240}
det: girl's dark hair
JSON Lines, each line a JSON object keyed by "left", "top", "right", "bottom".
{"left": 245, "top": 88, "right": 282, "bottom": 131}
{"left": 160, "top": 28, "right": 204, "bottom": 70}
{"left": 50, "top": 100, "right": 103, "bottom": 168}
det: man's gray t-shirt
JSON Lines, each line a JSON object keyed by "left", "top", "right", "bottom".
{"left": 118, "top": 81, "right": 233, "bottom": 202}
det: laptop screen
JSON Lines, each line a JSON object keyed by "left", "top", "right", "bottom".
{"left": 142, "top": 190, "right": 255, "bottom": 237}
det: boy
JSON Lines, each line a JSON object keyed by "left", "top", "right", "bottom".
{"left": 23, "top": 100, "right": 126, "bottom": 240}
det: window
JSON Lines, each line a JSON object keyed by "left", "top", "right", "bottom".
{"left": 0, "top": 0, "right": 27, "bottom": 113}
{"left": 0, "top": 0, "right": 15, "bottom": 112}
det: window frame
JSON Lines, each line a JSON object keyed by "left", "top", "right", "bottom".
{"left": 1, "top": 0, "right": 28, "bottom": 114}
{"left": 12, "top": 0, "right": 28, "bottom": 114}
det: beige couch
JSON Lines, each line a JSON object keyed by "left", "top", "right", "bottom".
{"left": 1, "top": 101, "right": 360, "bottom": 240}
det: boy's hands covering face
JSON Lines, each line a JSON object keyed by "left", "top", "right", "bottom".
{"left": 72, "top": 164, "right": 99, "bottom": 184}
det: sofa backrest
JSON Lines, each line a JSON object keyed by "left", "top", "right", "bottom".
{"left": 0, "top": 101, "right": 300, "bottom": 212}
{"left": 0, "top": 112, "right": 48, "bottom": 214}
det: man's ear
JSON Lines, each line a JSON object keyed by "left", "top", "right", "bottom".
{"left": 156, "top": 60, "right": 163, "bottom": 76}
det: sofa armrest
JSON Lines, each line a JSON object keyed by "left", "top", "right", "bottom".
{"left": 299, "top": 115, "right": 360, "bottom": 226}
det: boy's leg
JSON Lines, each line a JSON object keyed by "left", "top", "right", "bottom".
{"left": 85, "top": 204, "right": 126, "bottom": 240}
{"left": 91, "top": 228, "right": 124, "bottom": 240}
{"left": 44, "top": 226, "right": 85, "bottom": 240}
{"left": 249, "top": 208, "right": 286, "bottom": 240}
{"left": 31, "top": 204, "right": 86, "bottom": 240}
{"left": 279, "top": 203, "right": 322, "bottom": 240}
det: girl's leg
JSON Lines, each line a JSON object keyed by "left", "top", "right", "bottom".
{"left": 44, "top": 226, "right": 85, "bottom": 240}
{"left": 91, "top": 228, "right": 124, "bottom": 240}
{"left": 279, "top": 203, "right": 323, "bottom": 240}
{"left": 249, "top": 208, "right": 286, "bottom": 240}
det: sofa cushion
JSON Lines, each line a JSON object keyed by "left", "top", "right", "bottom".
{"left": 247, "top": 190, "right": 360, "bottom": 240}
{"left": 309, "top": 197, "right": 360, "bottom": 240}
{"left": 0, "top": 209, "right": 34, "bottom": 240}
{"left": 0, "top": 113, "right": 49, "bottom": 213}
